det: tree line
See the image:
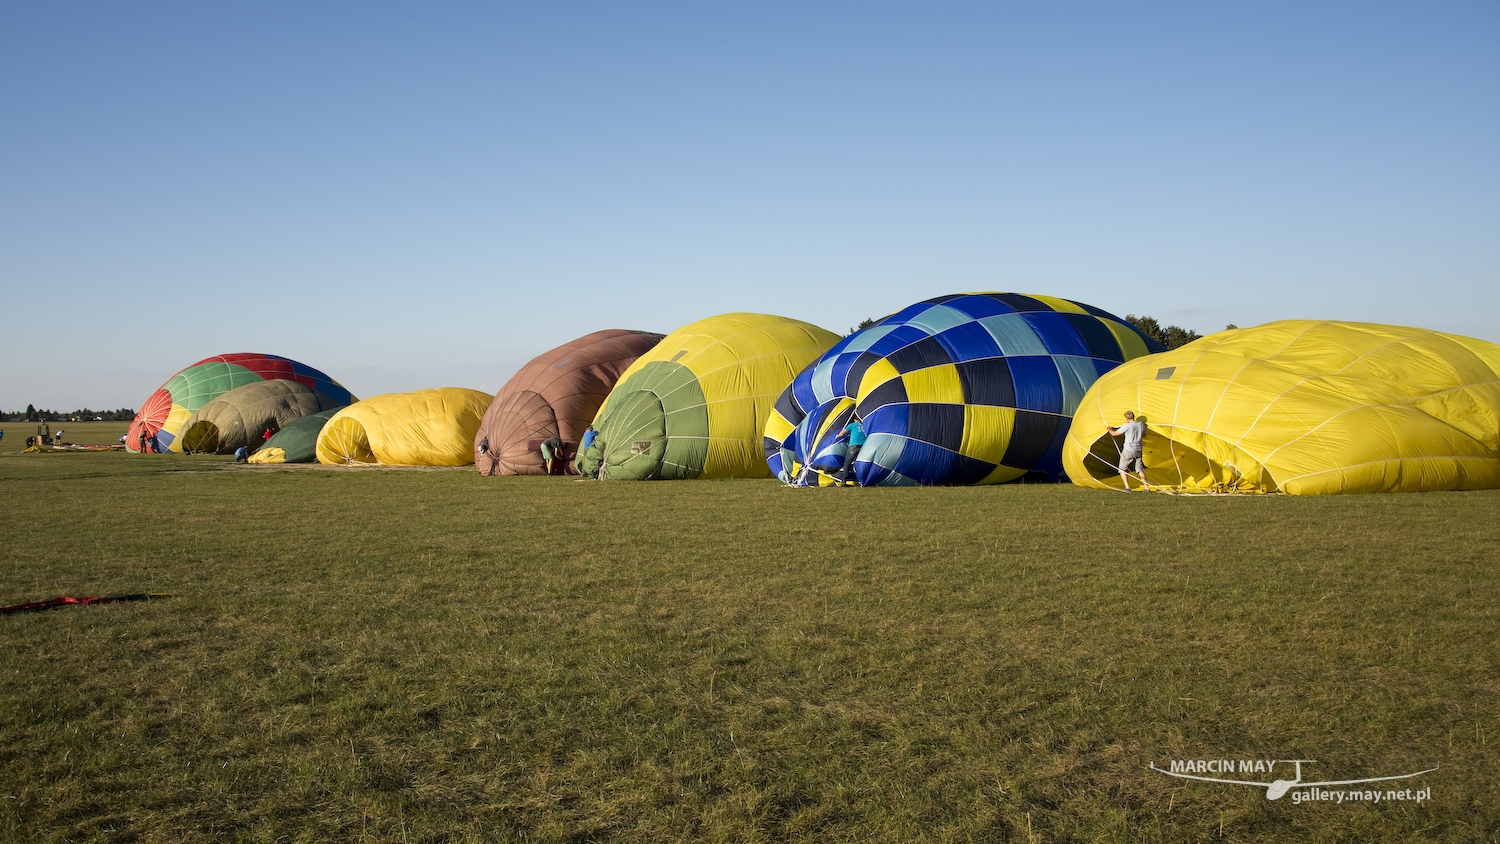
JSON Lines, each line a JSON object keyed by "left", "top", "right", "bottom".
{"left": 5, "top": 405, "right": 137, "bottom": 422}
{"left": 1123, "top": 315, "right": 1238, "bottom": 350}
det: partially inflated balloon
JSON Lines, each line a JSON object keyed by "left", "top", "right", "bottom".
{"left": 180, "top": 379, "right": 344, "bottom": 454}
{"left": 476, "top": 329, "right": 664, "bottom": 475}
{"left": 765, "top": 293, "right": 1164, "bottom": 486}
{"left": 127, "top": 354, "right": 353, "bottom": 453}
{"left": 248, "top": 408, "right": 341, "bottom": 464}
{"left": 316, "top": 388, "right": 491, "bottom": 466}
{"left": 580, "top": 313, "right": 840, "bottom": 480}
{"left": 1063, "top": 321, "right": 1500, "bottom": 494}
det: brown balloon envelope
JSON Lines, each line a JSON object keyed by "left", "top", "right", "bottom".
{"left": 475, "top": 329, "right": 665, "bottom": 475}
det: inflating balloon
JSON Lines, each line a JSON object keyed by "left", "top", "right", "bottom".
{"left": 476, "top": 329, "right": 664, "bottom": 475}
{"left": 180, "top": 379, "right": 344, "bottom": 454}
{"left": 580, "top": 313, "right": 840, "bottom": 480}
{"left": 127, "top": 354, "right": 353, "bottom": 453}
{"left": 765, "top": 293, "right": 1164, "bottom": 486}
{"left": 247, "top": 408, "right": 341, "bottom": 464}
{"left": 316, "top": 388, "right": 491, "bottom": 466}
{"left": 1063, "top": 320, "right": 1500, "bottom": 494}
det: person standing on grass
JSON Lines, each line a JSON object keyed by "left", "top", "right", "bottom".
{"left": 540, "top": 435, "right": 565, "bottom": 475}
{"left": 138, "top": 429, "right": 149, "bottom": 454}
{"left": 574, "top": 425, "right": 598, "bottom": 477}
{"left": 1105, "top": 410, "right": 1149, "bottom": 491}
{"left": 832, "top": 414, "right": 865, "bottom": 486}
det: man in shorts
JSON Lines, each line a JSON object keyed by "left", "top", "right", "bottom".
{"left": 1104, "top": 410, "right": 1149, "bottom": 491}
{"left": 540, "top": 436, "right": 566, "bottom": 475}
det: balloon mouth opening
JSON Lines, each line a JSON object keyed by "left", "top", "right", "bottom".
{"left": 321, "top": 418, "right": 377, "bottom": 465}
{"left": 1082, "top": 426, "right": 1279, "bottom": 493}
{"left": 180, "top": 422, "right": 222, "bottom": 454}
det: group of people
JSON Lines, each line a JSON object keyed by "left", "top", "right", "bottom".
{"left": 475, "top": 425, "right": 600, "bottom": 477}
{"left": 17, "top": 424, "right": 65, "bottom": 448}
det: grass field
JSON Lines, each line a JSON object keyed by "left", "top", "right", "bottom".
{"left": 1, "top": 449, "right": 1495, "bottom": 842}
{"left": 0, "top": 421, "right": 132, "bottom": 451}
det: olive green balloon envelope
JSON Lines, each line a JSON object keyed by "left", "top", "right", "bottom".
{"left": 180, "top": 379, "right": 346, "bottom": 454}
{"left": 248, "top": 408, "right": 341, "bottom": 464}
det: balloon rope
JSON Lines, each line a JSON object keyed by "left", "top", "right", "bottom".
{"left": 1167, "top": 422, "right": 1184, "bottom": 490}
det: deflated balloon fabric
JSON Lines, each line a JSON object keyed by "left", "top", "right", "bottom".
{"left": 765, "top": 293, "right": 1164, "bottom": 486}
{"left": 316, "top": 388, "right": 492, "bottom": 466}
{"left": 580, "top": 313, "right": 840, "bottom": 480}
{"left": 475, "top": 329, "right": 664, "bottom": 475}
{"left": 1062, "top": 320, "right": 1500, "bottom": 494}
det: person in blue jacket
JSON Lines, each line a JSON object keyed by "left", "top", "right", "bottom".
{"left": 574, "top": 425, "right": 599, "bottom": 477}
{"left": 832, "top": 414, "right": 865, "bottom": 486}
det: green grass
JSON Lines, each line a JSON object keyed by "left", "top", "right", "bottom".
{"left": 0, "top": 421, "right": 131, "bottom": 451}
{"left": 1, "top": 451, "right": 1495, "bottom": 842}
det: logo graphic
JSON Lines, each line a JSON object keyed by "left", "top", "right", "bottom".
{"left": 1150, "top": 759, "right": 1437, "bottom": 801}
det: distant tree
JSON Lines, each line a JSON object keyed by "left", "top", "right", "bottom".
{"left": 7, "top": 405, "right": 133, "bottom": 422}
{"left": 1125, "top": 315, "right": 1203, "bottom": 351}
{"left": 847, "top": 316, "right": 885, "bottom": 335}
{"left": 1225, "top": 323, "right": 1239, "bottom": 330}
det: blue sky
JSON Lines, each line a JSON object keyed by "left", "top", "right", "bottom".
{"left": 3, "top": 2, "right": 1497, "bottom": 409}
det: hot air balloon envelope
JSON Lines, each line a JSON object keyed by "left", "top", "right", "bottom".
{"left": 765, "top": 293, "right": 1164, "bottom": 486}
{"left": 180, "top": 379, "right": 344, "bottom": 454}
{"left": 1063, "top": 320, "right": 1500, "bottom": 494}
{"left": 476, "top": 329, "right": 664, "bottom": 475}
{"left": 316, "top": 388, "right": 492, "bottom": 466}
{"left": 248, "top": 408, "right": 342, "bottom": 464}
{"left": 127, "top": 353, "right": 353, "bottom": 453}
{"left": 580, "top": 313, "right": 840, "bottom": 480}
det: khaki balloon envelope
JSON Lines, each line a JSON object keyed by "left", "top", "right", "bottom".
{"left": 316, "top": 388, "right": 493, "bottom": 466}
{"left": 475, "top": 329, "right": 665, "bottom": 476}
{"left": 180, "top": 379, "right": 345, "bottom": 454}
{"left": 1062, "top": 320, "right": 1500, "bottom": 494}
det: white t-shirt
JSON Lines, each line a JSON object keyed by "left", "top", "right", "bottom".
{"left": 1117, "top": 419, "right": 1145, "bottom": 451}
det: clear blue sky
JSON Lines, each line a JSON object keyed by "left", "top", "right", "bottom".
{"left": 3, "top": 2, "right": 1496, "bottom": 410}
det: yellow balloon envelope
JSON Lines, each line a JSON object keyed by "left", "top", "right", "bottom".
{"left": 581, "top": 313, "right": 840, "bottom": 479}
{"left": 316, "top": 388, "right": 493, "bottom": 466}
{"left": 1063, "top": 321, "right": 1500, "bottom": 494}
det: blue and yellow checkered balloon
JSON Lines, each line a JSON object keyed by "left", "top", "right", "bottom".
{"left": 764, "top": 293, "right": 1164, "bottom": 486}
